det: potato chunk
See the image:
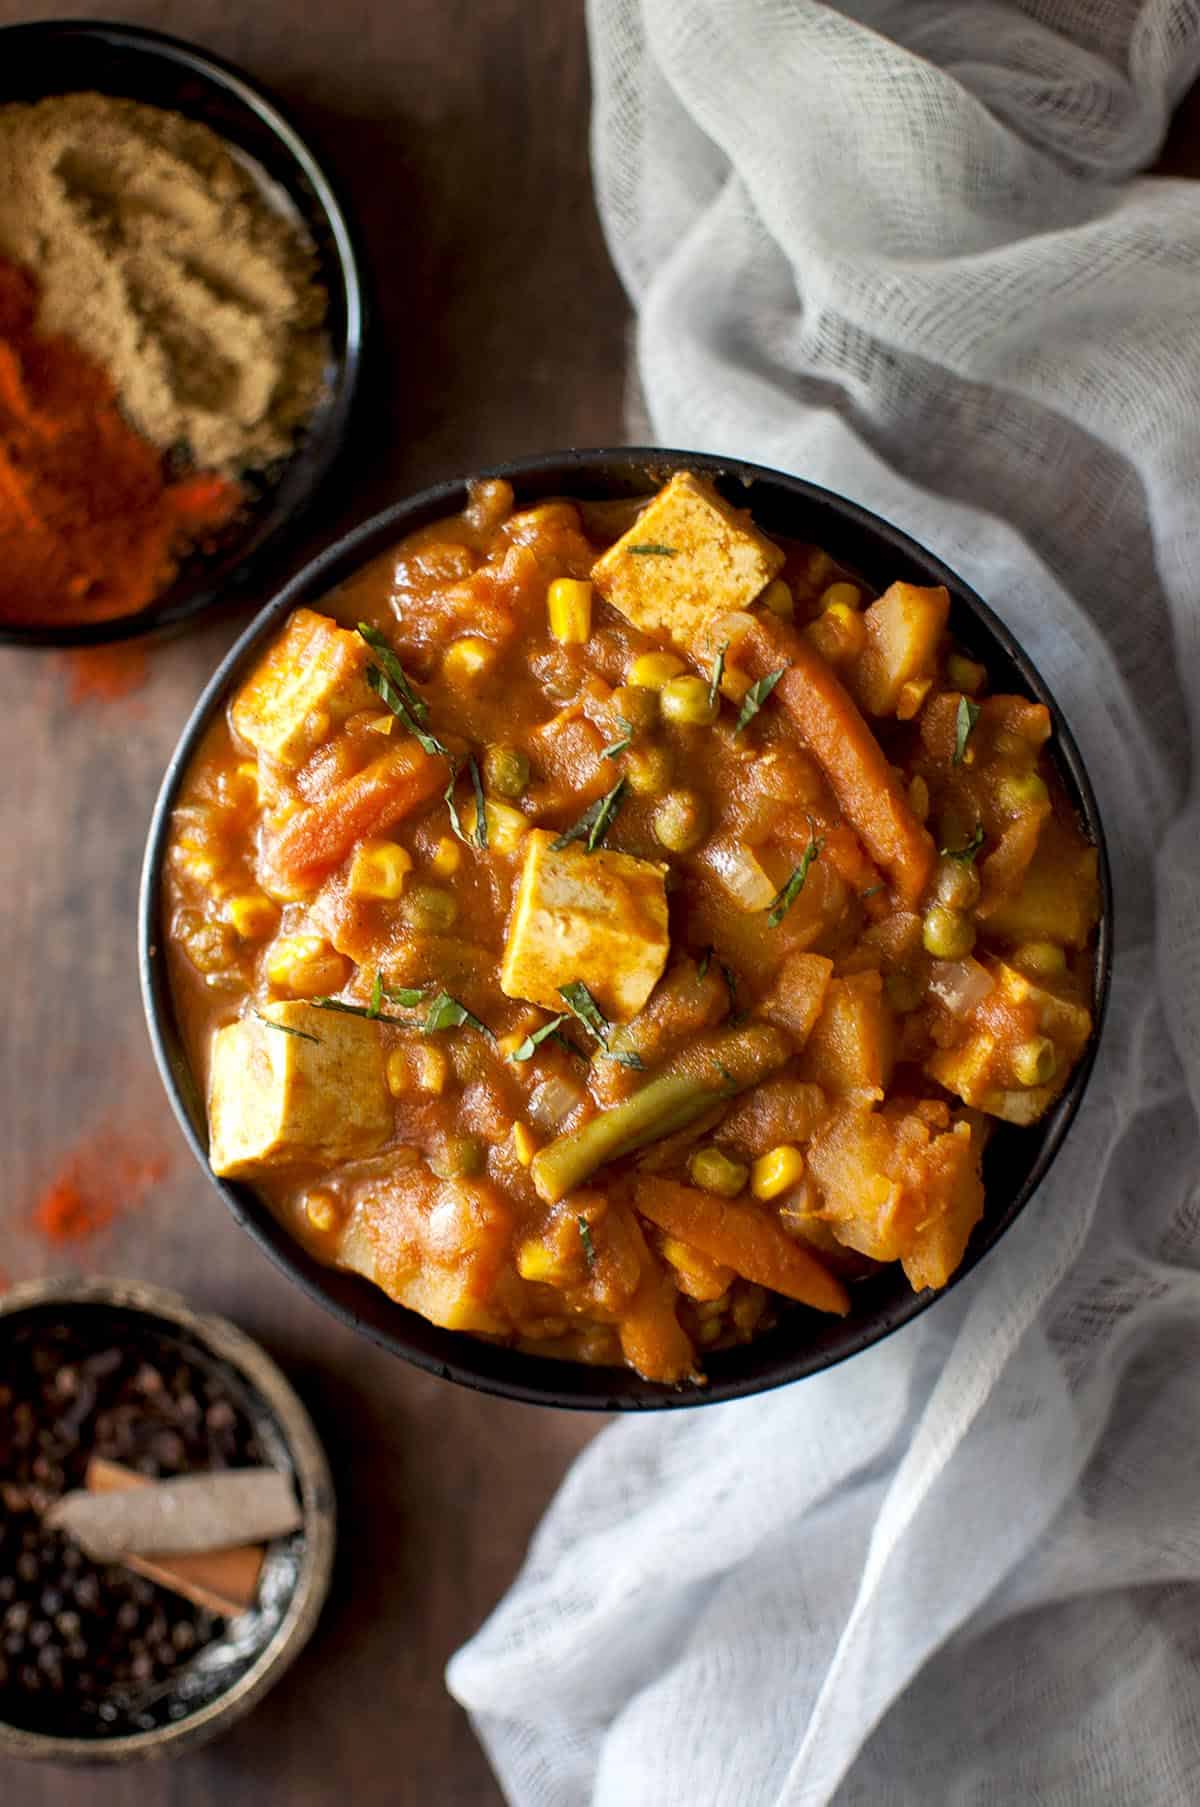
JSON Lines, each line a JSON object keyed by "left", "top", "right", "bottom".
{"left": 501, "top": 828, "right": 670, "bottom": 1022}
{"left": 805, "top": 1104, "right": 984, "bottom": 1289}
{"left": 339, "top": 1167, "right": 513, "bottom": 1335}
{"left": 231, "top": 609, "right": 372, "bottom": 768}
{"left": 208, "top": 1001, "right": 391, "bottom": 1178}
{"left": 800, "top": 972, "right": 895, "bottom": 1102}
{"left": 845, "top": 582, "right": 949, "bottom": 718}
{"left": 591, "top": 472, "right": 784, "bottom": 645}
{"left": 924, "top": 959, "right": 1092, "bottom": 1123}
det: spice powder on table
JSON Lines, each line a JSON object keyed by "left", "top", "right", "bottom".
{"left": 0, "top": 92, "right": 329, "bottom": 629}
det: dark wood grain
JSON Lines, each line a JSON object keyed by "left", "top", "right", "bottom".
{"left": 0, "top": 2, "right": 625, "bottom": 1801}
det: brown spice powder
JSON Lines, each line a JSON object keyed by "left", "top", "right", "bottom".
{"left": 0, "top": 93, "right": 328, "bottom": 474}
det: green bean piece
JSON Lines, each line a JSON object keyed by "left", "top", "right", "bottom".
{"left": 530, "top": 1024, "right": 790, "bottom": 1204}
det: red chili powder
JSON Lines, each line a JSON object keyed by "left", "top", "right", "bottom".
{"left": 0, "top": 256, "right": 241, "bottom": 628}
{"left": 55, "top": 642, "right": 150, "bottom": 707}
{"left": 31, "top": 1142, "right": 169, "bottom": 1246}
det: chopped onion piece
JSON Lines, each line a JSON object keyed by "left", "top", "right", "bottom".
{"left": 928, "top": 957, "right": 994, "bottom": 1016}
{"left": 528, "top": 1075, "right": 587, "bottom": 1132}
{"left": 704, "top": 840, "right": 777, "bottom": 912}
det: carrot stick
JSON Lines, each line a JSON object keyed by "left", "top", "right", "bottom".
{"left": 740, "top": 617, "right": 935, "bottom": 907}
{"left": 614, "top": 1206, "right": 698, "bottom": 1384}
{"left": 634, "top": 1175, "right": 850, "bottom": 1316}
{"left": 265, "top": 740, "right": 447, "bottom": 887}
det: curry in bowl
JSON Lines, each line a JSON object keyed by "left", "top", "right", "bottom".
{"left": 163, "top": 472, "right": 1099, "bottom": 1386}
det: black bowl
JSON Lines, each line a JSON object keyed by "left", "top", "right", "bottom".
{"left": 139, "top": 449, "right": 1113, "bottom": 1410}
{"left": 0, "top": 20, "right": 366, "bottom": 649}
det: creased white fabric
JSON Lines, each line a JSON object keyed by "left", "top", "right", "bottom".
{"left": 448, "top": 4, "right": 1200, "bottom": 1801}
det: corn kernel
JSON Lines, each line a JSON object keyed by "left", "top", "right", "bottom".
{"left": 265, "top": 934, "right": 351, "bottom": 997}
{"left": 659, "top": 1235, "right": 732, "bottom": 1302}
{"left": 629, "top": 650, "right": 685, "bottom": 690}
{"left": 516, "top": 1239, "right": 564, "bottom": 1283}
{"left": 751, "top": 1144, "right": 806, "bottom": 1200}
{"left": 234, "top": 760, "right": 260, "bottom": 805}
{"left": 414, "top": 1044, "right": 449, "bottom": 1095}
{"left": 908, "top": 775, "right": 930, "bottom": 822}
{"left": 719, "top": 665, "right": 753, "bottom": 704}
{"left": 1012, "top": 1036, "right": 1058, "bottom": 1087}
{"left": 947, "top": 654, "right": 986, "bottom": 694}
{"left": 820, "top": 580, "right": 862, "bottom": 611}
{"left": 386, "top": 1049, "right": 412, "bottom": 1097}
{"left": 464, "top": 797, "right": 529, "bottom": 854}
{"left": 347, "top": 839, "right": 413, "bottom": 901}
{"left": 365, "top": 711, "right": 395, "bottom": 736}
{"left": 305, "top": 1189, "right": 340, "bottom": 1234}
{"left": 176, "top": 847, "right": 225, "bottom": 888}
{"left": 547, "top": 577, "right": 593, "bottom": 644}
{"left": 760, "top": 579, "right": 794, "bottom": 620}
{"left": 511, "top": 1122, "right": 539, "bottom": 1167}
{"left": 806, "top": 602, "right": 867, "bottom": 664}
{"left": 430, "top": 836, "right": 462, "bottom": 877}
{"left": 227, "top": 893, "right": 281, "bottom": 941}
{"left": 442, "top": 636, "right": 497, "bottom": 681}
{"left": 896, "top": 677, "right": 932, "bottom": 720}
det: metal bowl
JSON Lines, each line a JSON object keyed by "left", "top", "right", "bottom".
{"left": 0, "top": 1275, "right": 335, "bottom": 1763}
{"left": 139, "top": 448, "right": 1113, "bottom": 1411}
{"left": 0, "top": 20, "right": 367, "bottom": 649}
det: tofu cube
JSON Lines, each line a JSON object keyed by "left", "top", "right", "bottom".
{"left": 231, "top": 609, "right": 372, "bottom": 768}
{"left": 208, "top": 1001, "right": 391, "bottom": 1178}
{"left": 591, "top": 472, "right": 784, "bottom": 649}
{"left": 500, "top": 829, "right": 670, "bottom": 1023}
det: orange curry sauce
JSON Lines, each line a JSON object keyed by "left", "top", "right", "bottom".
{"left": 163, "top": 475, "right": 1098, "bottom": 1384}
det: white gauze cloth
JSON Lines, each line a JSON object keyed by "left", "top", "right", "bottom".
{"left": 448, "top": 3, "right": 1200, "bottom": 1801}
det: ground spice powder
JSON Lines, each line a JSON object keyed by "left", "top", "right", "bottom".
{"left": 31, "top": 1140, "right": 169, "bottom": 1247}
{"left": 0, "top": 92, "right": 327, "bottom": 474}
{"left": 0, "top": 257, "right": 239, "bottom": 626}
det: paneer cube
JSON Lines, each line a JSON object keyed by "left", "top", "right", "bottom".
{"left": 231, "top": 609, "right": 372, "bottom": 768}
{"left": 591, "top": 472, "right": 784, "bottom": 648}
{"left": 500, "top": 828, "right": 670, "bottom": 1022}
{"left": 845, "top": 583, "right": 950, "bottom": 718}
{"left": 208, "top": 1001, "right": 391, "bottom": 1178}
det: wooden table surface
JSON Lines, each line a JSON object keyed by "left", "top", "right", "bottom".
{"left": 0, "top": 3, "right": 626, "bottom": 1801}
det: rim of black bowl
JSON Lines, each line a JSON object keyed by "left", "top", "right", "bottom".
{"left": 139, "top": 448, "right": 1114, "bottom": 1411}
{"left": 0, "top": 19, "right": 367, "bottom": 650}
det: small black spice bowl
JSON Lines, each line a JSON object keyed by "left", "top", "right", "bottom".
{"left": 0, "top": 19, "right": 367, "bottom": 650}
{"left": 0, "top": 1276, "right": 334, "bottom": 1764}
{"left": 139, "top": 447, "right": 1113, "bottom": 1412}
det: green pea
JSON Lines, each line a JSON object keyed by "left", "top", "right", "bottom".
{"left": 933, "top": 855, "right": 982, "bottom": 911}
{"left": 483, "top": 744, "right": 530, "bottom": 800}
{"left": 403, "top": 884, "right": 458, "bottom": 933}
{"left": 688, "top": 1146, "right": 749, "bottom": 1198}
{"left": 653, "top": 789, "right": 709, "bottom": 853}
{"left": 922, "top": 904, "right": 976, "bottom": 960}
{"left": 660, "top": 674, "right": 719, "bottom": 727}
